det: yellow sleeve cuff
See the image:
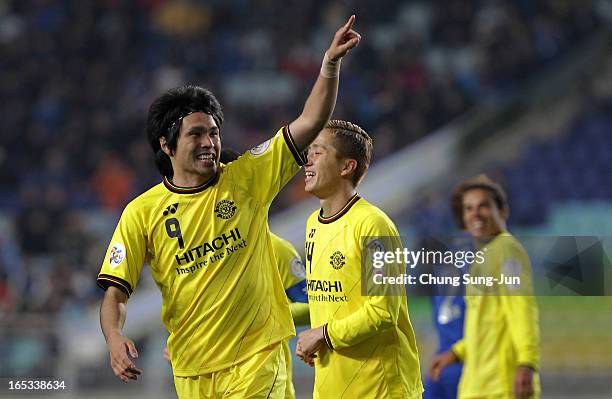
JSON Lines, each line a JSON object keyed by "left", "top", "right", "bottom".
{"left": 451, "top": 339, "right": 466, "bottom": 361}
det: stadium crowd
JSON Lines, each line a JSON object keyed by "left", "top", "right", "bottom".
{"left": 0, "top": 0, "right": 604, "bottom": 333}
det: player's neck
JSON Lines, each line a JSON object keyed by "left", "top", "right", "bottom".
{"left": 171, "top": 171, "right": 215, "bottom": 188}
{"left": 319, "top": 186, "right": 357, "bottom": 218}
{"left": 472, "top": 228, "right": 506, "bottom": 248}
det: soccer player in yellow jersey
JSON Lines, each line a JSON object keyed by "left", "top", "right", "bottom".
{"left": 269, "top": 232, "right": 309, "bottom": 399}
{"left": 296, "top": 120, "right": 423, "bottom": 398}
{"left": 97, "top": 16, "right": 361, "bottom": 398}
{"left": 428, "top": 175, "right": 541, "bottom": 399}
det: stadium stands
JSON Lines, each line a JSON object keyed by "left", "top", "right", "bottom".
{"left": 408, "top": 93, "right": 612, "bottom": 234}
{"left": 1, "top": 1, "right": 610, "bottom": 396}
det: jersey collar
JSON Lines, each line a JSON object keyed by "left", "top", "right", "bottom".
{"left": 318, "top": 194, "right": 361, "bottom": 224}
{"left": 163, "top": 173, "right": 219, "bottom": 194}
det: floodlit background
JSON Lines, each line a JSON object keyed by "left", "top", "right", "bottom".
{"left": 1, "top": 0, "right": 611, "bottom": 397}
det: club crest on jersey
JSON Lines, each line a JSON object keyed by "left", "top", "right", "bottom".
{"left": 215, "top": 200, "right": 237, "bottom": 219}
{"left": 249, "top": 139, "right": 271, "bottom": 156}
{"left": 290, "top": 256, "right": 306, "bottom": 279}
{"left": 330, "top": 251, "right": 346, "bottom": 270}
{"left": 109, "top": 243, "right": 126, "bottom": 269}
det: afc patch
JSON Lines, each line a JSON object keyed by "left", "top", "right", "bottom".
{"left": 215, "top": 199, "right": 237, "bottom": 219}
{"left": 502, "top": 258, "right": 521, "bottom": 290}
{"left": 249, "top": 139, "right": 271, "bottom": 156}
{"left": 109, "top": 243, "right": 126, "bottom": 269}
{"left": 330, "top": 251, "right": 346, "bottom": 270}
{"left": 367, "top": 239, "right": 385, "bottom": 262}
{"left": 367, "top": 239, "right": 385, "bottom": 253}
{"left": 290, "top": 256, "right": 306, "bottom": 279}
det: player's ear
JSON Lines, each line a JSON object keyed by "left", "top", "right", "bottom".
{"left": 340, "top": 159, "right": 357, "bottom": 179}
{"left": 500, "top": 205, "right": 509, "bottom": 221}
{"left": 159, "top": 136, "right": 173, "bottom": 157}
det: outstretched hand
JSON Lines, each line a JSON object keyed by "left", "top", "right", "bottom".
{"left": 327, "top": 15, "right": 361, "bottom": 61}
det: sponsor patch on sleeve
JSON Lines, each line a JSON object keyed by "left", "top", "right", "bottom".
{"left": 249, "top": 139, "right": 271, "bottom": 156}
{"left": 109, "top": 243, "right": 126, "bottom": 269}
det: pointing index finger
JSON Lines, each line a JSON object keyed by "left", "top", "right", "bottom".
{"left": 342, "top": 14, "right": 356, "bottom": 33}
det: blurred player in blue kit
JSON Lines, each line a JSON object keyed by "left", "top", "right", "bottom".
{"left": 422, "top": 236, "right": 469, "bottom": 399}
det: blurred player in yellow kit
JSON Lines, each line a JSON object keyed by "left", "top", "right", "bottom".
{"left": 296, "top": 120, "right": 423, "bottom": 398}
{"left": 271, "top": 233, "right": 310, "bottom": 399}
{"left": 97, "top": 16, "right": 361, "bottom": 398}
{"left": 429, "top": 175, "right": 540, "bottom": 399}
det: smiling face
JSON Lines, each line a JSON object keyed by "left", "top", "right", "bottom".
{"left": 462, "top": 188, "right": 508, "bottom": 238}
{"left": 304, "top": 129, "right": 348, "bottom": 198}
{"left": 161, "top": 112, "right": 221, "bottom": 186}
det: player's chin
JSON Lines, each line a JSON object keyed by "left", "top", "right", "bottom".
{"left": 467, "top": 229, "right": 483, "bottom": 238}
{"left": 468, "top": 230, "right": 492, "bottom": 240}
{"left": 195, "top": 164, "right": 217, "bottom": 177}
{"left": 304, "top": 180, "right": 315, "bottom": 193}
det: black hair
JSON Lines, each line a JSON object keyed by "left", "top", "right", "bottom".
{"left": 146, "top": 85, "right": 224, "bottom": 178}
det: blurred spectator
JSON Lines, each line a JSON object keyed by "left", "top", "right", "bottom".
{"left": 91, "top": 153, "right": 136, "bottom": 210}
{"left": 0, "top": 264, "right": 15, "bottom": 314}
{"left": 152, "top": 0, "right": 211, "bottom": 37}
{"left": 15, "top": 186, "right": 66, "bottom": 256}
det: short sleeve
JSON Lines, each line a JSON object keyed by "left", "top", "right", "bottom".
{"left": 497, "top": 239, "right": 535, "bottom": 296}
{"left": 279, "top": 253, "right": 306, "bottom": 293}
{"left": 226, "top": 126, "right": 306, "bottom": 205}
{"left": 271, "top": 233, "right": 307, "bottom": 302}
{"left": 97, "top": 202, "right": 147, "bottom": 297}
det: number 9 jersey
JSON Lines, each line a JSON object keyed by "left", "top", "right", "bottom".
{"left": 97, "top": 126, "right": 305, "bottom": 377}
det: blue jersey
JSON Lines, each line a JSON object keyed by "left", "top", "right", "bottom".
{"left": 432, "top": 294, "right": 465, "bottom": 352}
{"left": 424, "top": 236, "right": 470, "bottom": 399}
{"left": 430, "top": 234, "right": 471, "bottom": 350}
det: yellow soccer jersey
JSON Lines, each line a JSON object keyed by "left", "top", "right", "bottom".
{"left": 271, "top": 232, "right": 308, "bottom": 304}
{"left": 452, "top": 231, "right": 540, "bottom": 398}
{"left": 305, "top": 195, "right": 423, "bottom": 399}
{"left": 97, "top": 126, "right": 306, "bottom": 377}
{"left": 270, "top": 232, "right": 308, "bottom": 399}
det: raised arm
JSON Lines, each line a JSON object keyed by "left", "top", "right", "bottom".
{"left": 100, "top": 286, "right": 142, "bottom": 383}
{"left": 289, "top": 15, "right": 361, "bottom": 151}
